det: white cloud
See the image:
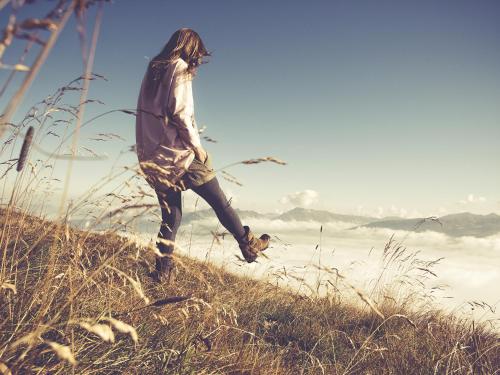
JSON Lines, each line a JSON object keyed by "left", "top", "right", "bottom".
{"left": 438, "top": 207, "right": 448, "bottom": 215}
{"left": 458, "top": 193, "right": 486, "bottom": 205}
{"left": 358, "top": 205, "right": 412, "bottom": 219}
{"left": 356, "top": 204, "right": 365, "bottom": 215}
{"left": 389, "top": 204, "right": 408, "bottom": 218}
{"left": 376, "top": 206, "right": 384, "bottom": 218}
{"left": 279, "top": 189, "right": 319, "bottom": 207}
{"left": 408, "top": 209, "right": 424, "bottom": 218}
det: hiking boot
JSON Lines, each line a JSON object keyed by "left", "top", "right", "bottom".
{"left": 236, "top": 225, "right": 270, "bottom": 263}
{"left": 149, "top": 254, "right": 176, "bottom": 284}
{"left": 149, "top": 238, "right": 176, "bottom": 284}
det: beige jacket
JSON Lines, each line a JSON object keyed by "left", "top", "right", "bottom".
{"left": 135, "top": 57, "right": 201, "bottom": 187}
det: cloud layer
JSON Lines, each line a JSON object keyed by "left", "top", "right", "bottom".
{"left": 279, "top": 189, "right": 319, "bottom": 207}
{"left": 458, "top": 193, "right": 487, "bottom": 205}
{"left": 132, "top": 221, "right": 500, "bottom": 324}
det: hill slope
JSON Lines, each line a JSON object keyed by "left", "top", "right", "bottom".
{"left": 1, "top": 208, "right": 498, "bottom": 374}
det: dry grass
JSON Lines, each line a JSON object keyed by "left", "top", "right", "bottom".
{"left": 0, "top": 207, "right": 498, "bottom": 374}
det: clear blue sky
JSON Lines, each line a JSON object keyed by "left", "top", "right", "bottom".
{"left": 1, "top": 0, "right": 499, "bottom": 217}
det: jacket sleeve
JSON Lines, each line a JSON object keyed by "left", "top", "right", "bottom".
{"left": 167, "top": 64, "right": 202, "bottom": 149}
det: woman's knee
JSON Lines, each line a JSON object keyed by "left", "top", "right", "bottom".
{"left": 195, "top": 180, "right": 232, "bottom": 209}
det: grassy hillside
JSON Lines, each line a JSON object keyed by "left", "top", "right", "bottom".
{"left": 0, "top": 207, "right": 498, "bottom": 374}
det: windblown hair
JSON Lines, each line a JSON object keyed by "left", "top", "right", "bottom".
{"left": 150, "top": 28, "right": 210, "bottom": 79}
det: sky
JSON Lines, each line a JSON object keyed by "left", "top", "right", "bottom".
{"left": 1, "top": 0, "right": 500, "bottom": 217}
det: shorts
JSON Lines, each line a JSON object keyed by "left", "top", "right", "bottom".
{"left": 179, "top": 151, "right": 216, "bottom": 190}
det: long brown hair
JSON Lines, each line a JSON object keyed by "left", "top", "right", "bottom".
{"left": 151, "top": 28, "right": 210, "bottom": 77}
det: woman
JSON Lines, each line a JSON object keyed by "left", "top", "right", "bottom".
{"left": 136, "top": 28, "right": 270, "bottom": 283}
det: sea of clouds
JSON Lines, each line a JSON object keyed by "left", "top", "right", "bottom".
{"left": 129, "top": 217, "right": 500, "bottom": 328}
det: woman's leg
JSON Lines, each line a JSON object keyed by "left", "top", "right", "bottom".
{"left": 154, "top": 188, "right": 182, "bottom": 276}
{"left": 156, "top": 188, "right": 183, "bottom": 250}
{"left": 191, "top": 177, "right": 246, "bottom": 240}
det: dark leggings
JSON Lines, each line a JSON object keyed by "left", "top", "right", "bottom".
{"left": 155, "top": 177, "right": 246, "bottom": 254}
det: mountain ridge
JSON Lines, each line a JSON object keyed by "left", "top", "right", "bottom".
{"left": 354, "top": 212, "right": 500, "bottom": 237}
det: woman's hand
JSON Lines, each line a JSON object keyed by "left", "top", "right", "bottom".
{"left": 194, "top": 147, "right": 208, "bottom": 163}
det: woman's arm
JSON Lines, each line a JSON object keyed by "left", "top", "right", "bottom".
{"left": 191, "top": 115, "right": 207, "bottom": 162}
{"left": 168, "top": 62, "right": 206, "bottom": 160}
